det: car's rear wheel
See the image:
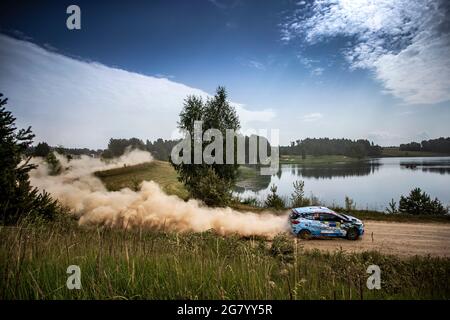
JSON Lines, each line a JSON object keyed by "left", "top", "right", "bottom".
{"left": 298, "top": 229, "right": 312, "bottom": 240}
{"left": 346, "top": 227, "right": 359, "bottom": 240}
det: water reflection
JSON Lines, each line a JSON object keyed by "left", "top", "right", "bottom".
{"left": 234, "top": 157, "right": 450, "bottom": 210}
{"left": 291, "top": 161, "right": 381, "bottom": 179}
{"left": 400, "top": 159, "right": 450, "bottom": 175}
{"left": 235, "top": 160, "right": 382, "bottom": 193}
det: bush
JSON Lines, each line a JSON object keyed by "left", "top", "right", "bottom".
{"left": 190, "top": 167, "right": 232, "bottom": 206}
{"left": 399, "top": 188, "right": 447, "bottom": 215}
{"left": 270, "top": 233, "right": 294, "bottom": 261}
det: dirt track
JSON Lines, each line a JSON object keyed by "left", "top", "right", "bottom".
{"left": 297, "top": 221, "right": 450, "bottom": 257}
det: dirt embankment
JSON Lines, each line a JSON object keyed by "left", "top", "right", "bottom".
{"left": 298, "top": 221, "right": 450, "bottom": 257}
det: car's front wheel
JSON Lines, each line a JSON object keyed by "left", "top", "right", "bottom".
{"left": 346, "top": 227, "right": 359, "bottom": 240}
{"left": 298, "top": 229, "right": 312, "bottom": 240}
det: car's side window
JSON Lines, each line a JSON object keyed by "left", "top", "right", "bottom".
{"left": 303, "top": 213, "right": 319, "bottom": 220}
{"left": 320, "top": 213, "right": 339, "bottom": 222}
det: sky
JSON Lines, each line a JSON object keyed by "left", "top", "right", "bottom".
{"left": 0, "top": 0, "right": 449, "bottom": 149}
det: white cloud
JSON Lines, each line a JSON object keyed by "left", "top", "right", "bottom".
{"left": 0, "top": 34, "right": 275, "bottom": 149}
{"left": 241, "top": 59, "right": 266, "bottom": 70}
{"left": 310, "top": 67, "right": 324, "bottom": 76}
{"left": 301, "top": 112, "right": 323, "bottom": 122}
{"left": 282, "top": 0, "right": 450, "bottom": 105}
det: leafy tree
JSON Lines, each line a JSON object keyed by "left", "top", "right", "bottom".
{"left": 400, "top": 137, "right": 450, "bottom": 153}
{"left": 101, "top": 149, "right": 114, "bottom": 159}
{"left": 190, "top": 167, "right": 233, "bottom": 206}
{"left": 146, "top": 138, "right": 181, "bottom": 161}
{"left": 280, "top": 138, "right": 382, "bottom": 158}
{"left": 265, "top": 184, "right": 285, "bottom": 210}
{"left": 107, "top": 137, "right": 145, "bottom": 157}
{"left": 171, "top": 87, "right": 240, "bottom": 206}
{"left": 34, "top": 142, "right": 51, "bottom": 157}
{"left": 399, "top": 188, "right": 447, "bottom": 215}
{"left": 0, "top": 93, "right": 59, "bottom": 224}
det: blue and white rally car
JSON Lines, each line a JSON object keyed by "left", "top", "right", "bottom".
{"left": 289, "top": 206, "right": 364, "bottom": 240}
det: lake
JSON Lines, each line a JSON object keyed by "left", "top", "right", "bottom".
{"left": 234, "top": 157, "right": 450, "bottom": 211}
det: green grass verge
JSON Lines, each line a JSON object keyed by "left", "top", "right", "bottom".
{"left": 1, "top": 221, "right": 449, "bottom": 299}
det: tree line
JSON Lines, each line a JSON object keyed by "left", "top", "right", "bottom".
{"left": 280, "top": 138, "right": 382, "bottom": 158}
{"left": 400, "top": 137, "right": 450, "bottom": 153}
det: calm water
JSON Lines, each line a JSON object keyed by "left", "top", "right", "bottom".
{"left": 235, "top": 157, "right": 450, "bottom": 211}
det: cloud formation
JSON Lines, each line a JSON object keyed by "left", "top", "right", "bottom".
{"left": 301, "top": 112, "right": 323, "bottom": 122}
{"left": 282, "top": 0, "right": 450, "bottom": 105}
{"left": 0, "top": 34, "right": 275, "bottom": 149}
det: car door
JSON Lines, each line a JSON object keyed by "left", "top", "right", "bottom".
{"left": 302, "top": 212, "right": 322, "bottom": 235}
{"left": 319, "top": 213, "right": 343, "bottom": 235}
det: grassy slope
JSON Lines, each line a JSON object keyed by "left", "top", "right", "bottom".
{"left": 95, "top": 161, "right": 188, "bottom": 200}
{"left": 1, "top": 222, "right": 449, "bottom": 299}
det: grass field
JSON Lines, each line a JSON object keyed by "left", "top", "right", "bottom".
{"left": 1, "top": 221, "right": 449, "bottom": 300}
{"left": 381, "top": 147, "right": 449, "bottom": 157}
{"left": 279, "top": 155, "right": 360, "bottom": 165}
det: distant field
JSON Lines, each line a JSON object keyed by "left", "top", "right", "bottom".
{"left": 279, "top": 154, "right": 360, "bottom": 165}
{"left": 280, "top": 150, "right": 450, "bottom": 162}
{"left": 381, "top": 147, "right": 448, "bottom": 157}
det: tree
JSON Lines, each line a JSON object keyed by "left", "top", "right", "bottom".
{"left": 190, "top": 167, "right": 233, "bottom": 206}
{"left": 265, "top": 184, "right": 285, "bottom": 210}
{"left": 0, "top": 93, "right": 59, "bottom": 224}
{"left": 344, "top": 196, "right": 355, "bottom": 211}
{"left": 107, "top": 137, "right": 145, "bottom": 157}
{"left": 171, "top": 87, "right": 240, "bottom": 206}
{"left": 34, "top": 142, "right": 51, "bottom": 157}
{"left": 399, "top": 188, "right": 447, "bottom": 215}
{"left": 279, "top": 137, "right": 382, "bottom": 158}
{"left": 46, "top": 152, "right": 62, "bottom": 175}
{"left": 385, "top": 198, "right": 398, "bottom": 214}
{"left": 290, "top": 180, "right": 310, "bottom": 208}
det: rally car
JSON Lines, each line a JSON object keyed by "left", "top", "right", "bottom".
{"left": 289, "top": 206, "right": 364, "bottom": 240}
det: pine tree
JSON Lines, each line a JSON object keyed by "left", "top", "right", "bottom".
{"left": 0, "top": 93, "right": 58, "bottom": 224}
{"left": 399, "top": 188, "right": 447, "bottom": 215}
{"left": 265, "top": 184, "right": 285, "bottom": 210}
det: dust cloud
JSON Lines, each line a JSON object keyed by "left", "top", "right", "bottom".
{"left": 29, "top": 150, "right": 288, "bottom": 238}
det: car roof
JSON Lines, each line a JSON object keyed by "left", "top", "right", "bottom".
{"left": 292, "top": 206, "right": 336, "bottom": 214}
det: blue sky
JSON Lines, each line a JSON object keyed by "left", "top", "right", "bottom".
{"left": 0, "top": 0, "right": 449, "bottom": 148}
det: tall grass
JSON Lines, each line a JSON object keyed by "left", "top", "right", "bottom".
{"left": 1, "top": 220, "right": 449, "bottom": 300}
